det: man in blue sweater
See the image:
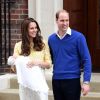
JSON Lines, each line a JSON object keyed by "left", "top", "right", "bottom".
{"left": 48, "top": 9, "right": 92, "bottom": 100}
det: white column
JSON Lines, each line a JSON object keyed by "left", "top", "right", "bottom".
{"left": 54, "top": 0, "right": 63, "bottom": 32}
{"left": 36, "top": 0, "right": 41, "bottom": 23}
{"left": 28, "top": 0, "right": 63, "bottom": 40}
{"left": 28, "top": 0, "right": 36, "bottom": 19}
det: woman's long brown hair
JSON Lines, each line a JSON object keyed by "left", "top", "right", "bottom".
{"left": 20, "top": 18, "right": 45, "bottom": 56}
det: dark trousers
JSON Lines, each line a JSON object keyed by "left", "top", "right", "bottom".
{"left": 52, "top": 78, "right": 81, "bottom": 100}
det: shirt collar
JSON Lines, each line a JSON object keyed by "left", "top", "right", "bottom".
{"left": 67, "top": 27, "right": 71, "bottom": 35}
{"left": 56, "top": 27, "right": 71, "bottom": 39}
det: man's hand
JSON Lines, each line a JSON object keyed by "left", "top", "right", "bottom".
{"left": 81, "top": 83, "right": 90, "bottom": 96}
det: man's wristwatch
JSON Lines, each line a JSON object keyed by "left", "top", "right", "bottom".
{"left": 83, "top": 81, "right": 90, "bottom": 85}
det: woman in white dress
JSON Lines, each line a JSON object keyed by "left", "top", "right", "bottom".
{"left": 8, "top": 18, "right": 52, "bottom": 100}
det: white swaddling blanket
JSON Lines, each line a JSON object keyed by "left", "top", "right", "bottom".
{"left": 8, "top": 56, "right": 49, "bottom": 94}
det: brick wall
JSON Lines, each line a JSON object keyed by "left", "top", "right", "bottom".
{"left": 0, "top": 0, "right": 28, "bottom": 73}
{"left": 2, "top": 0, "right": 28, "bottom": 56}
{"left": 10, "top": 0, "right": 28, "bottom": 51}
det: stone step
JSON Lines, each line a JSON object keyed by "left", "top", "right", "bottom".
{"left": 45, "top": 72, "right": 100, "bottom": 92}
{"left": 0, "top": 89, "right": 19, "bottom": 100}
{"left": 0, "top": 89, "right": 100, "bottom": 100}
{"left": 0, "top": 89, "right": 53, "bottom": 100}
{"left": 89, "top": 73, "right": 100, "bottom": 92}
{"left": 48, "top": 91, "right": 100, "bottom": 100}
{"left": 81, "top": 92, "right": 100, "bottom": 100}
{"left": 9, "top": 77, "right": 18, "bottom": 89}
{"left": 9, "top": 75, "right": 52, "bottom": 90}
{"left": 0, "top": 73, "right": 100, "bottom": 100}
{"left": 90, "top": 82, "right": 100, "bottom": 92}
{"left": 9, "top": 73, "right": 100, "bottom": 92}
{"left": 0, "top": 74, "right": 17, "bottom": 90}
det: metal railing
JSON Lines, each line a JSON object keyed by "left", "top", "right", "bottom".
{"left": 0, "top": 0, "right": 15, "bottom": 68}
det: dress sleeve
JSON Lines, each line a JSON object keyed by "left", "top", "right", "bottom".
{"left": 13, "top": 42, "right": 21, "bottom": 56}
{"left": 43, "top": 40, "right": 52, "bottom": 65}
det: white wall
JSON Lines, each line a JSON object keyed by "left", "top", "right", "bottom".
{"left": 28, "top": 0, "right": 36, "bottom": 19}
{"left": 28, "top": 0, "right": 63, "bottom": 40}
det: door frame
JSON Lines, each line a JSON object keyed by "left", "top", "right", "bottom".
{"left": 63, "top": 0, "right": 100, "bottom": 72}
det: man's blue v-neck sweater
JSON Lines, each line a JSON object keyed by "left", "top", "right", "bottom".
{"left": 48, "top": 29, "right": 92, "bottom": 82}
